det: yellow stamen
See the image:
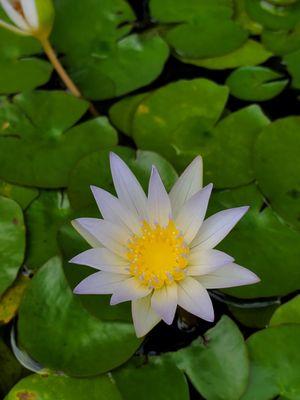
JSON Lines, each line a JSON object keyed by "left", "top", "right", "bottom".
{"left": 127, "top": 220, "right": 189, "bottom": 289}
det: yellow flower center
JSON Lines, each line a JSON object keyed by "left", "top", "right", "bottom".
{"left": 127, "top": 220, "right": 189, "bottom": 289}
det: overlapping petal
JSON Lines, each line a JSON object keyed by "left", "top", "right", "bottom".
{"left": 187, "top": 249, "right": 234, "bottom": 276}
{"left": 132, "top": 295, "right": 161, "bottom": 338}
{"left": 20, "top": 0, "right": 38, "bottom": 28}
{"left": 73, "top": 271, "right": 128, "bottom": 294}
{"left": 110, "top": 277, "right": 151, "bottom": 305}
{"left": 0, "top": 0, "right": 29, "bottom": 30}
{"left": 151, "top": 283, "right": 178, "bottom": 325}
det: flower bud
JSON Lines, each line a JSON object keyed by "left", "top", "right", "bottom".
{"left": 0, "top": 0, "right": 54, "bottom": 40}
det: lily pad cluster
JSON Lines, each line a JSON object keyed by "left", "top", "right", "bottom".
{"left": 0, "top": 0, "right": 300, "bottom": 399}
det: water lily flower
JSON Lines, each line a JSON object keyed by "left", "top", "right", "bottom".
{"left": 71, "top": 153, "right": 259, "bottom": 337}
{"left": 0, "top": 0, "right": 54, "bottom": 39}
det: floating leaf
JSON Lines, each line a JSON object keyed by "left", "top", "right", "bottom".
{"left": 171, "top": 316, "right": 249, "bottom": 400}
{"left": 255, "top": 116, "right": 300, "bottom": 230}
{"left": 0, "top": 91, "right": 118, "bottom": 187}
{"left": 0, "top": 180, "right": 38, "bottom": 210}
{"left": 226, "top": 66, "right": 288, "bottom": 101}
{"left": 262, "top": 24, "right": 300, "bottom": 55}
{"left": 284, "top": 49, "right": 300, "bottom": 89}
{"left": 0, "top": 339, "right": 23, "bottom": 396}
{"left": 229, "top": 303, "right": 279, "bottom": 329}
{"left": 18, "top": 257, "right": 141, "bottom": 377}
{"left": 0, "top": 196, "right": 25, "bottom": 297}
{"left": 270, "top": 295, "right": 300, "bottom": 326}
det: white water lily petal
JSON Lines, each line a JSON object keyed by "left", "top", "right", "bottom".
{"left": 169, "top": 156, "right": 203, "bottom": 217}
{"left": 72, "top": 218, "right": 130, "bottom": 256}
{"left": 0, "top": 0, "right": 29, "bottom": 30}
{"left": 91, "top": 186, "right": 141, "bottom": 234}
{"left": 176, "top": 184, "right": 213, "bottom": 244}
{"left": 70, "top": 248, "right": 130, "bottom": 274}
{"left": 110, "top": 278, "right": 151, "bottom": 305}
{"left": 71, "top": 219, "right": 102, "bottom": 248}
{"left": 197, "top": 263, "right": 260, "bottom": 289}
{"left": 187, "top": 249, "right": 234, "bottom": 276}
{"left": 148, "top": 166, "right": 172, "bottom": 227}
{"left": 132, "top": 295, "right": 161, "bottom": 337}
{"left": 0, "top": 18, "right": 28, "bottom": 34}
{"left": 178, "top": 277, "right": 214, "bottom": 322}
{"left": 192, "top": 206, "right": 249, "bottom": 250}
{"left": 151, "top": 283, "right": 178, "bottom": 325}
{"left": 110, "top": 153, "right": 147, "bottom": 219}
{"left": 20, "top": 0, "right": 38, "bottom": 28}
{"left": 73, "top": 271, "right": 127, "bottom": 294}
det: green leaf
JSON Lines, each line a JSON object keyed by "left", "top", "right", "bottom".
{"left": 5, "top": 373, "right": 122, "bottom": 400}
{"left": 0, "top": 180, "right": 38, "bottom": 209}
{"left": 226, "top": 66, "right": 288, "bottom": 101}
{"left": 284, "top": 49, "right": 300, "bottom": 89}
{"left": 262, "top": 23, "right": 300, "bottom": 55}
{"left": 270, "top": 295, "right": 300, "bottom": 326}
{"left": 179, "top": 40, "right": 272, "bottom": 70}
{"left": 229, "top": 303, "right": 279, "bottom": 329}
{"left": 208, "top": 184, "right": 300, "bottom": 298}
{"left": 254, "top": 116, "right": 300, "bottom": 230}
{"left": 0, "top": 339, "right": 23, "bottom": 396}
{"left": 51, "top": 0, "right": 169, "bottom": 100}
{"left": 25, "top": 191, "right": 72, "bottom": 270}
{"left": 113, "top": 356, "right": 189, "bottom": 400}
{"left": 242, "top": 325, "right": 300, "bottom": 399}
{"left": 18, "top": 257, "right": 141, "bottom": 377}
{"left": 0, "top": 196, "right": 25, "bottom": 296}
{"left": 0, "top": 91, "right": 118, "bottom": 187}
{"left": 171, "top": 316, "right": 249, "bottom": 400}
{"left": 0, "top": 17, "right": 52, "bottom": 94}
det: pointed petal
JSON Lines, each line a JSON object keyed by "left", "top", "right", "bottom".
{"left": 197, "top": 263, "right": 260, "bottom": 289}
{"left": 176, "top": 184, "right": 213, "bottom": 244}
{"left": 0, "top": 18, "right": 28, "bottom": 34}
{"left": 20, "top": 0, "right": 38, "bottom": 28}
{"left": 178, "top": 277, "right": 214, "bottom": 322}
{"left": 73, "top": 271, "right": 127, "bottom": 294}
{"left": 110, "top": 152, "right": 147, "bottom": 219}
{"left": 91, "top": 186, "right": 141, "bottom": 234}
{"left": 192, "top": 206, "right": 249, "bottom": 250}
{"left": 148, "top": 166, "right": 172, "bottom": 227}
{"left": 72, "top": 218, "right": 130, "bottom": 256}
{"left": 70, "top": 248, "right": 130, "bottom": 274}
{"left": 110, "top": 278, "right": 151, "bottom": 305}
{"left": 132, "top": 295, "right": 161, "bottom": 337}
{"left": 187, "top": 249, "right": 234, "bottom": 276}
{"left": 0, "top": 0, "right": 29, "bottom": 30}
{"left": 169, "top": 156, "right": 203, "bottom": 217}
{"left": 151, "top": 283, "right": 178, "bottom": 325}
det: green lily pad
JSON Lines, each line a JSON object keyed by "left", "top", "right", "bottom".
{"left": 229, "top": 303, "right": 280, "bottom": 329}
{"left": 51, "top": 0, "right": 169, "bottom": 100}
{"left": 242, "top": 325, "right": 300, "bottom": 399}
{"left": 0, "top": 91, "right": 118, "bottom": 187}
{"left": 25, "top": 191, "right": 72, "bottom": 270}
{"left": 0, "top": 339, "right": 23, "bottom": 397}
{"left": 18, "top": 257, "right": 141, "bottom": 377}
{"left": 179, "top": 40, "right": 272, "bottom": 70}
{"left": 113, "top": 356, "right": 189, "bottom": 400}
{"left": 131, "top": 79, "right": 229, "bottom": 170}
{"left": 170, "top": 316, "right": 249, "bottom": 400}
{"left": 68, "top": 147, "right": 178, "bottom": 211}
{"left": 262, "top": 24, "right": 300, "bottom": 55}
{"left": 0, "top": 11, "right": 52, "bottom": 94}
{"left": 254, "top": 116, "right": 300, "bottom": 230}
{"left": 226, "top": 66, "right": 288, "bottom": 101}
{"left": 0, "top": 196, "right": 25, "bottom": 297}
{"left": 284, "top": 49, "right": 300, "bottom": 89}
{"left": 270, "top": 295, "right": 300, "bottom": 326}
{"left": 234, "top": 0, "right": 263, "bottom": 35}
{"left": 5, "top": 373, "right": 122, "bottom": 400}
{"left": 208, "top": 184, "right": 300, "bottom": 298}
{"left": 0, "top": 180, "right": 38, "bottom": 209}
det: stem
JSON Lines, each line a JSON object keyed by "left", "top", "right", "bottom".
{"left": 40, "top": 38, "right": 99, "bottom": 117}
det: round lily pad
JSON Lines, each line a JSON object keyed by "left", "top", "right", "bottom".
{"left": 254, "top": 116, "right": 300, "bottom": 230}
{"left": 17, "top": 257, "right": 141, "bottom": 377}
{"left": 270, "top": 295, "right": 300, "bottom": 326}
{"left": 0, "top": 196, "right": 25, "bottom": 297}
{"left": 0, "top": 91, "right": 118, "bottom": 188}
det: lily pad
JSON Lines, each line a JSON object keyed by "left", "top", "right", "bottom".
{"left": 270, "top": 295, "right": 300, "bottom": 326}
{"left": 0, "top": 180, "right": 38, "bottom": 210}
{"left": 262, "top": 24, "right": 300, "bottom": 55}
{"left": 242, "top": 325, "right": 300, "bottom": 399}
{"left": 0, "top": 91, "right": 118, "bottom": 187}
{"left": 17, "top": 257, "right": 141, "bottom": 377}
{"left": 226, "top": 66, "right": 288, "bottom": 101}
{"left": 208, "top": 184, "right": 300, "bottom": 298}
{"left": 170, "top": 316, "right": 249, "bottom": 400}
{"left": 5, "top": 373, "right": 122, "bottom": 400}
{"left": 0, "top": 196, "right": 25, "bottom": 297}
{"left": 0, "top": 339, "right": 23, "bottom": 397}
{"left": 284, "top": 49, "right": 300, "bottom": 89}
{"left": 254, "top": 116, "right": 300, "bottom": 230}
{"left": 228, "top": 303, "right": 279, "bottom": 329}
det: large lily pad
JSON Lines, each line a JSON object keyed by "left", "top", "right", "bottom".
{"left": 0, "top": 91, "right": 117, "bottom": 187}
{"left": 0, "top": 180, "right": 38, "bottom": 210}
{"left": 170, "top": 316, "right": 249, "bottom": 400}
{"left": 242, "top": 325, "right": 300, "bottom": 399}
{"left": 270, "top": 295, "right": 300, "bottom": 326}
{"left": 5, "top": 373, "right": 122, "bottom": 400}
{"left": 0, "top": 196, "right": 25, "bottom": 297}
{"left": 254, "top": 116, "right": 300, "bottom": 230}
{"left": 17, "top": 257, "right": 141, "bottom": 377}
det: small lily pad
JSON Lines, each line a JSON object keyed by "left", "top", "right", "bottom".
{"left": 284, "top": 49, "right": 300, "bottom": 89}
{"left": 270, "top": 295, "right": 300, "bottom": 326}
{"left": 0, "top": 180, "right": 38, "bottom": 210}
